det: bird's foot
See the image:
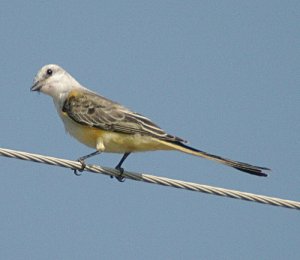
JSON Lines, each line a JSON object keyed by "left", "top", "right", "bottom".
{"left": 114, "top": 166, "right": 125, "bottom": 182}
{"left": 73, "top": 158, "right": 86, "bottom": 176}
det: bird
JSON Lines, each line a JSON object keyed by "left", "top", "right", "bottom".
{"left": 31, "top": 64, "right": 270, "bottom": 180}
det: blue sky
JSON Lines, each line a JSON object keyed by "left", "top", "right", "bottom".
{"left": 0, "top": 1, "right": 299, "bottom": 259}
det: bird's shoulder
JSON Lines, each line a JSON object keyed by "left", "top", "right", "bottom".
{"left": 63, "top": 88, "right": 126, "bottom": 114}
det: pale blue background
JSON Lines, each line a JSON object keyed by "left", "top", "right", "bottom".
{"left": 0, "top": 1, "right": 299, "bottom": 259}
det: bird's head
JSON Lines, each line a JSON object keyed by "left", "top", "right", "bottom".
{"left": 31, "top": 64, "right": 80, "bottom": 100}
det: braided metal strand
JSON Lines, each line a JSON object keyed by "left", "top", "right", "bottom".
{"left": 0, "top": 147, "right": 299, "bottom": 210}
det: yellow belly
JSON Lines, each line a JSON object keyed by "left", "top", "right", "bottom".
{"left": 59, "top": 112, "right": 172, "bottom": 153}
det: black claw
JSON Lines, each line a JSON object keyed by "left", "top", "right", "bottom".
{"left": 73, "top": 159, "right": 86, "bottom": 176}
{"left": 115, "top": 166, "right": 125, "bottom": 182}
{"left": 112, "top": 152, "right": 130, "bottom": 181}
{"left": 73, "top": 169, "right": 82, "bottom": 176}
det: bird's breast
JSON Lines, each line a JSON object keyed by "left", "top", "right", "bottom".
{"left": 60, "top": 112, "right": 104, "bottom": 149}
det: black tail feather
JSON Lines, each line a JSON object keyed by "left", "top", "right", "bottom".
{"left": 174, "top": 142, "right": 270, "bottom": 177}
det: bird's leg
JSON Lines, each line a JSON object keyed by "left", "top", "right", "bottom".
{"left": 74, "top": 150, "right": 102, "bottom": 176}
{"left": 113, "top": 152, "right": 131, "bottom": 182}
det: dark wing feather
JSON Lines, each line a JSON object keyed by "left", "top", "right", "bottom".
{"left": 62, "top": 90, "right": 185, "bottom": 143}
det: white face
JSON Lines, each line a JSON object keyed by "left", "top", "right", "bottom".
{"left": 31, "top": 64, "right": 78, "bottom": 99}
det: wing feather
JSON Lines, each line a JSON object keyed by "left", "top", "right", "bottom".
{"left": 62, "top": 90, "right": 186, "bottom": 143}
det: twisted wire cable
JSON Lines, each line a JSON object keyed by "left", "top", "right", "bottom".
{"left": 0, "top": 147, "right": 299, "bottom": 210}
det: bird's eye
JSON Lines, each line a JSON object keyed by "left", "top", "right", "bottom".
{"left": 46, "top": 69, "right": 53, "bottom": 76}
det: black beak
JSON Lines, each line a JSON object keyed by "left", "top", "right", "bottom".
{"left": 31, "top": 81, "right": 42, "bottom": 91}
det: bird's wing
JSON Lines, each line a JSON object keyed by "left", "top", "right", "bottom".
{"left": 62, "top": 90, "right": 186, "bottom": 143}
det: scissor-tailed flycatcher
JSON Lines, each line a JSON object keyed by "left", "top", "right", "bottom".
{"left": 31, "top": 64, "right": 270, "bottom": 180}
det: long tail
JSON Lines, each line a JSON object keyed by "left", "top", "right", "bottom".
{"left": 157, "top": 140, "right": 270, "bottom": 177}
